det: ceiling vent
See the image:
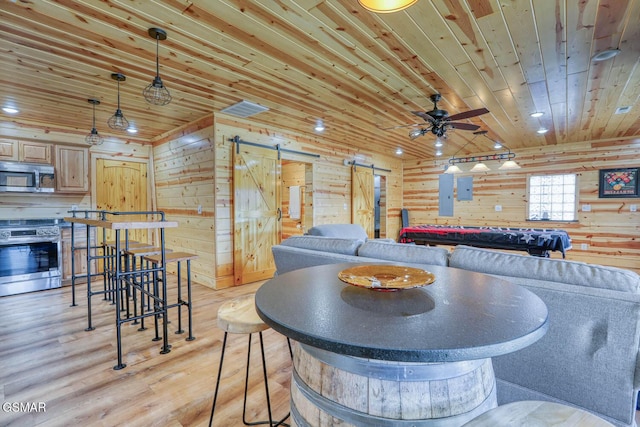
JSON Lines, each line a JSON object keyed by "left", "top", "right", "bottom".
{"left": 615, "top": 106, "right": 631, "bottom": 115}
{"left": 220, "top": 100, "right": 269, "bottom": 118}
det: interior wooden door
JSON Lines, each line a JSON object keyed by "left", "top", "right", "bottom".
{"left": 95, "top": 159, "right": 149, "bottom": 244}
{"left": 351, "top": 165, "right": 375, "bottom": 238}
{"left": 233, "top": 145, "right": 281, "bottom": 285}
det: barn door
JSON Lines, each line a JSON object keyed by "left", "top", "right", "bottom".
{"left": 96, "top": 159, "right": 148, "bottom": 244}
{"left": 351, "top": 165, "right": 375, "bottom": 238}
{"left": 233, "top": 144, "right": 281, "bottom": 285}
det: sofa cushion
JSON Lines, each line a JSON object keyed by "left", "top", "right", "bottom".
{"left": 357, "top": 240, "right": 450, "bottom": 266}
{"left": 449, "top": 245, "right": 640, "bottom": 293}
{"left": 307, "top": 224, "right": 368, "bottom": 240}
{"left": 279, "top": 235, "right": 364, "bottom": 256}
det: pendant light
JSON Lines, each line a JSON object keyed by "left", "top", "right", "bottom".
{"left": 470, "top": 162, "right": 490, "bottom": 172}
{"left": 499, "top": 160, "right": 522, "bottom": 170}
{"left": 358, "top": 0, "right": 418, "bottom": 13}
{"left": 85, "top": 98, "right": 104, "bottom": 146}
{"left": 107, "top": 73, "right": 129, "bottom": 130}
{"left": 143, "top": 28, "right": 172, "bottom": 106}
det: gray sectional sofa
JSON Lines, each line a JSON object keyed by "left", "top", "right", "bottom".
{"left": 270, "top": 234, "right": 640, "bottom": 427}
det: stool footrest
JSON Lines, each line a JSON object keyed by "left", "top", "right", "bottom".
{"left": 143, "top": 251, "right": 198, "bottom": 264}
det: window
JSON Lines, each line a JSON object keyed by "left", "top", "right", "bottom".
{"left": 528, "top": 174, "right": 577, "bottom": 221}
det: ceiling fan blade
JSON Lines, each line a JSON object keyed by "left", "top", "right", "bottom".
{"left": 447, "top": 108, "right": 489, "bottom": 121}
{"left": 448, "top": 122, "right": 481, "bottom": 131}
{"left": 411, "top": 111, "right": 437, "bottom": 124}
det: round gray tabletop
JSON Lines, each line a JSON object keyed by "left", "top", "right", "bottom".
{"left": 255, "top": 263, "right": 548, "bottom": 362}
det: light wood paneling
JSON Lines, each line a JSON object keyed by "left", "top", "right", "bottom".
{"left": 403, "top": 139, "right": 640, "bottom": 273}
{"left": 152, "top": 116, "right": 216, "bottom": 289}
{"left": 214, "top": 114, "right": 404, "bottom": 288}
{"left": 2, "top": 1, "right": 639, "bottom": 160}
{"left": 282, "top": 161, "right": 306, "bottom": 239}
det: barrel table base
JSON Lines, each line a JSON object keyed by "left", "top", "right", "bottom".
{"left": 291, "top": 343, "right": 497, "bottom": 426}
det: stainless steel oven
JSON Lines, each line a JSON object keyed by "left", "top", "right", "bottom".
{"left": 0, "top": 220, "right": 62, "bottom": 297}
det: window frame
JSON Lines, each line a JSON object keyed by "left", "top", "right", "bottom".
{"left": 526, "top": 173, "right": 578, "bottom": 222}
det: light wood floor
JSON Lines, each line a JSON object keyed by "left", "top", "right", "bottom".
{"left": 0, "top": 277, "right": 292, "bottom": 427}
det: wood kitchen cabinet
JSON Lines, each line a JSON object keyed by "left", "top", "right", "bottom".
{"left": 0, "top": 139, "right": 52, "bottom": 163}
{"left": 56, "top": 145, "right": 89, "bottom": 193}
{"left": 21, "top": 141, "right": 52, "bottom": 163}
{"left": 0, "top": 139, "right": 17, "bottom": 160}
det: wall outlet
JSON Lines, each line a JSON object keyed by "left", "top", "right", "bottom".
{"left": 494, "top": 205, "right": 502, "bottom": 212}
{"left": 631, "top": 204, "right": 638, "bottom": 212}
{"left": 582, "top": 204, "right": 591, "bottom": 212}
{"left": 197, "top": 205, "right": 202, "bottom": 215}
{"left": 71, "top": 204, "right": 78, "bottom": 211}
{"left": 580, "top": 243, "right": 588, "bottom": 250}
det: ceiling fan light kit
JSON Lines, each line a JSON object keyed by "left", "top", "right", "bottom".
{"left": 408, "top": 94, "right": 489, "bottom": 143}
{"left": 358, "top": 0, "right": 418, "bottom": 13}
{"left": 107, "top": 73, "right": 129, "bottom": 131}
{"left": 143, "top": 27, "right": 172, "bottom": 106}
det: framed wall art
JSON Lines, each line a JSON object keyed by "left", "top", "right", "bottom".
{"left": 598, "top": 168, "right": 639, "bottom": 198}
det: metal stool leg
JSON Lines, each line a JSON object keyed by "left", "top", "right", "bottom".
{"left": 209, "top": 332, "right": 289, "bottom": 427}
{"left": 208, "top": 332, "right": 229, "bottom": 427}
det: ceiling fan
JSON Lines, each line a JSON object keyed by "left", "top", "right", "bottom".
{"left": 408, "top": 94, "right": 489, "bottom": 140}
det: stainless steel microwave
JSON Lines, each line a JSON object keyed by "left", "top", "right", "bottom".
{"left": 0, "top": 161, "right": 55, "bottom": 193}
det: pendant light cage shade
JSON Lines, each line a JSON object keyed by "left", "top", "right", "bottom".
{"left": 143, "top": 28, "right": 172, "bottom": 106}
{"left": 108, "top": 73, "right": 129, "bottom": 130}
{"left": 358, "top": 0, "right": 419, "bottom": 13}
{"left": 85, "top": 98, "right": 104, "bottom": 146}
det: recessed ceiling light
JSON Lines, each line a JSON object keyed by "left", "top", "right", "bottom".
{"left": 537, "top": 128, "right": 549, "bottom": 134}
{"left": 530, "top": 112, "right": 544, "bottom": 118}
{"left": 435, "top": 150, "right": 442, "bottom": 156}
{"left": 615, "top": 106, "right": 631, "bottom": 115}
{"left": 127, "top": 128, "right": 138, "bottom": 134}
{"left": 2, "top": 107, "right": 19, "bottom": 114}
{"left": 314, "top": 119, "right": 325, "bottom": 132}
{"left": 494, "top": 141, "right": 502, "bottom": 149}
{"left": 434, "top": 137, "right": 443, "bottom": 148}
{"left": 395, "top": 148, "right": 403, "bottom": 155}
{"left": 592, "top": 49, "right": 621, "bottom": 62}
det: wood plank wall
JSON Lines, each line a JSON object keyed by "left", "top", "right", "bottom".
{"left": 214, "top": 114, "right": 404, "bottom": 289}
{"left": 403, "top": 139, "right": 640, "bottom": 273}
{"left": 151, "top": 116, "right": 216, "bottom": 288}
{"left": 282, "top": 161, "right": 306, "bottom": 239}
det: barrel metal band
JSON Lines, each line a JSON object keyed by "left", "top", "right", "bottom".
{"left": 299, "top": 343, "right": 487, "bottom": 382}
{"left": 292, "top": 369, "right": 497, "bottom": 426}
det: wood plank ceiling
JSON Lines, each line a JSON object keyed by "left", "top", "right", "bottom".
{"left": 1, "top": 0, "right": 638, "bottom": 159}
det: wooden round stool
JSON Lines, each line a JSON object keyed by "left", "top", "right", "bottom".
{"left": 463, "top": 400, "right": 614, "bottom": 426}
{"left": 208, "top": 294, "right": 290, "bottom": 427}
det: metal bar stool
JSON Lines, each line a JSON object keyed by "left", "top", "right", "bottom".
{"left": 123, "top": 246, "right": 173, "bottom": 328}
{"left": 143, "top": 251, "right": 198, "bottom": 341}
{"left": 209, "top": 294, "right": 290, "bottom": 427}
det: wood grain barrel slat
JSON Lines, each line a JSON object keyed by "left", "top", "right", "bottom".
{"left": 291, "top": 342, "right": 498, "bottom": 426}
